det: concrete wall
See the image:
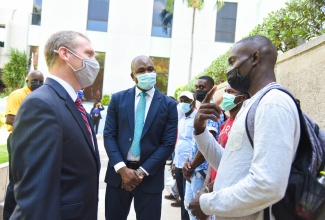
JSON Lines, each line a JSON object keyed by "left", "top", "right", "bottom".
{"left": 0, "top": 162, "right": 9, "bottom": 217}
{"left": 275, "top": 34, "right": 325, "bottom": 130}
{"left": 214, "top": 34, "right": 325, "bottom": 130}
{"left": 0, "top": 163, "right": 8, "bottom": 202}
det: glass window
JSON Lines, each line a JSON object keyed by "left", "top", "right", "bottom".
{"left": 215, "top": 2, "right": 238, "bottom": 43}
{"left": 83, "top": 52, "right": 105, "bottom": 102}
{"left": 152, "top": 0, "right": 173, "bottom": 38}
{"left": 150, "top": 56, "right": 170, "bottom": 94}
{"left": 29, "top": 46, "right": 39, "bottom": 70}
{"left": 0, "top": 25, "right": 5, "bottom": 47}
{"left": 87, "top": 0, "right": 109, "bottom": 32}
{"left": 32, "top": 0, "right": 42, "bottom": 25}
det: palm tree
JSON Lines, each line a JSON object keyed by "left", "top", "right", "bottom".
{"left": 166, "top": 0, "right": 224, "bottom": 82}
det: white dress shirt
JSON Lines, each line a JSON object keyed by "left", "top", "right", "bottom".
{"left": 114, "top": 86, "right": 155, "bottom": 175}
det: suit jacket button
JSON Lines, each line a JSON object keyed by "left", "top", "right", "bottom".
{"left": 129, "top": 138, "right": 132, "bottom": 141}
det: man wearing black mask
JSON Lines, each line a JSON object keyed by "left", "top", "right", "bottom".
{"left": 194, "top": 75, "right": 225, "bottom": 139}
{"left": 195, "top": 76, "right": 215, "bottom": 103}
{"left": 188, "top": 35, "right": 300, "bottom": 220}
{"left": 3, "top": 70, "right": 44, "bottom": 220}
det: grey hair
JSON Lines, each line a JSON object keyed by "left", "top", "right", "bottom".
{"left": 44, "top": 30, "right": 90, "bottom": 68}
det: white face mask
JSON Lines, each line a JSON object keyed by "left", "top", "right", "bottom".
{"left": 65, "top": 48, "right": 100, "bottom": 88}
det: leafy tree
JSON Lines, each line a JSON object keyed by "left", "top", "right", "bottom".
{"left": 101, "top": 94, "right": 110, "bottom": 105}
{"left": 174, "top": 84, "right": 185, "bottom": 99}
{"left": 249, "top": 0, "right": 325, "bottom": 52}
{"left": 2, "top": 48, "right": 28, "bottom": 90}
{"left": 177, "top": 0, "right": 325, "bottom": 94}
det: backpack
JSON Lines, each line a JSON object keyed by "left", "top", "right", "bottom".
{"left": 245, "top": 84, "right": 325, "bottom": 220}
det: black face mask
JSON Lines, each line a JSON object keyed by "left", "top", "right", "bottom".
{"left": 195, "top": 90, "right": 208, "bottom": 103}
{"left": 226, "top": 55, "right": 254, "bottom": 93}
{"left": 30, "top": 81, "right": 43, "bottom": 91}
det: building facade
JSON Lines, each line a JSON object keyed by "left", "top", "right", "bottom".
{"left": 0, "top": 0, "right": 288, "bottom": 98}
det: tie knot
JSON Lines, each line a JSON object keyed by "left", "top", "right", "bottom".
{"left": 140, "top": 92, "right": 147, "bottom": 98}
{"left": 75, "top": 97, "right": 82, "bottom": 105}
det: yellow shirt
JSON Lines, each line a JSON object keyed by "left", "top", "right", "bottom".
{"left": 5, "top": 86, "right": 31, "bottom": 132}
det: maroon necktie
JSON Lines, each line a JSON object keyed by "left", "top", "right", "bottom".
{"left": 75, "top": 97, "right": 94, "bottom": 150}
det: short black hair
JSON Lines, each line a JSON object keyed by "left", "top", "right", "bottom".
{"left": 198, "top": 76, "right": 214, "bottom": 87}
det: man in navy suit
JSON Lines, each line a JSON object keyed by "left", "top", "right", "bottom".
{"left": 10, "top": 30, "right": 101, "bottom": 220}
{"left": 104, "top": 55, "right": 178, "bottom": 220}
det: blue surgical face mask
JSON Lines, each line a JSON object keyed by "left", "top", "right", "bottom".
{"left": 136, "top": 72, "right": 157, "bottom": 90}
{"left": 179, "top": 102, "right": 192, "bottom": 113}
{"left": 221, "top": 93, "right": 237, "bottom": 111}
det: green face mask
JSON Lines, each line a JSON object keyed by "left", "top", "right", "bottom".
{"left": 221, "top": 93, "right": 237, "bottom": 111}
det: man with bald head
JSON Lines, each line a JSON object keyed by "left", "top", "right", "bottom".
{"left": 3, "top": 70, "right": 44, "bottom": 220}
{"left": 104, "top": 55, "right": 178, "bottom": 219}
{"left": 188, "top": 35, "right": 300, "bottom": 219}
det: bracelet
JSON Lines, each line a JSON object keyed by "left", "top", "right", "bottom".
{"left": 203, "top": 186, "right": 210, "bottom": 193}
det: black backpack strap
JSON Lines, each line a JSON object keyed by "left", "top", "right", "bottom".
{"left": 245, "top": 84, "right": 302, "bottom": 148}
{"left": 245, "top": 85, "right": 304, "bottom": 220}
{"left": 264, "top": 207, "right": 270, "bottom": 220}
{"left": 198, "top": 170, "right": 206, "bottom": 179}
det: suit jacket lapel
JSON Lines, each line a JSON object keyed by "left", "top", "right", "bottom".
{"left": 65, "top": 96, "right": 96, "bottom": 156}
{"left": 45, "top": 78, "right": 97, "bottom": 158}
{"left": 141, "top": 89, "right": 162, "bottom": 138}
{"left": 127, "top": 87, "right": 136, "bottom": 134}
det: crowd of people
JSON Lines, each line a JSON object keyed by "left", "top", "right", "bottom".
{"left": 3, "top": 30, "right": 307, "bottom": 220}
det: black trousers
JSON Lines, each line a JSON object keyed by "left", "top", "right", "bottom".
{"left": 92, "top": 117, "right": 100, "bottom": 134}
{"left": 175, "top": 167, "right": 190, "bottom": 220}
{"left": 3, "top": 133, "right": 16, "bottom": 220}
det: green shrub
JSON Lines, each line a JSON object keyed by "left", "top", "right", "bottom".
{"left": 0, "top": 144, "right": 8, "bottom": 164}
{"left": 0, "top": 113, "right": 5, "bottom": 128}
{"left": 101, "top": 94, "right": 110, "bottom": 105}
{"left": 174, "top": 85, "right": 185, "bottom": 99}
{"left": 2, "top": 48, "right": 28, "bottom": 90}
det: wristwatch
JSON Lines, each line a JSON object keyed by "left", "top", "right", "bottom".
{"left": 203, "top": 186, "right": 210, "bottom": 193}
{"left": 136, "top": 168, "right": 146, "bottom": 178}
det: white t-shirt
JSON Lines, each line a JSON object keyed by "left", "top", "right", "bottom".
{"left": 195, "top": 84, "right": 300, "bottom": 220}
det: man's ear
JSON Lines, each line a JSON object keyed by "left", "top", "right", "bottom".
{"left": 57, "top": 47, "right": 69, "bottom": 62}
{"left": 252, "top": 51, "right": 260, "bottom": 65}
{"left": 130, "top": 73, "right": 136, "bottom": 82}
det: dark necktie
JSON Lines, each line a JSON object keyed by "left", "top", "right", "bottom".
{"left": 75, "top": 97, "right": 94, "bottom": 150}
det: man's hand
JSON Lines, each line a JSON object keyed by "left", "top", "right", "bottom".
{"left": 183, "top": 158, "right": 193, "bottom": 183}
{"left": 194, "top": 85, "right": 222, "bottom": 135}
{"left": 118, "top": 167, "right": 142, "bottom": 191}
{"left": 188, "top": 190, "right": 209, "bottom": 220}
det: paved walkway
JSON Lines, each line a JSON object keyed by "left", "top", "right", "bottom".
{"left": 0, "top": 129, "right": 180, "bottom": 220}
{"left": 0, "top": 96, "right": 180, "bottom": 219}
{"left": 96, "top": 134, "right": 180, "bottom": 219}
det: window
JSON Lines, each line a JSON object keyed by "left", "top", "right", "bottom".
{"left": 215, "top": 2, "right": 238, "bottom": 43}
{"left": 152, "top": 0, "right": 173, "bottom": 38}
{"left": 83, "top": 52, "right": 105, "bottom": 102}
{"left": 150, "top": 56, "right": 170, "bottom": 94}
{"left": 29, "top": 46, "right": 39, "bottom": 70}
{"left": 0, "top": 25, "right": 5, "bottom": 48}
{"left": 32, "top": 0, "right": 42, "bottom": 25}
{"left": 87, "top": 0, "right": 109, "bottom": 32}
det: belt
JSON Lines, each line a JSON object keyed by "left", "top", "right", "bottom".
{"left": 127, "top": 161, "right": 140, "bottom": 170}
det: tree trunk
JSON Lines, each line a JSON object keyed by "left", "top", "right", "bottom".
{"left": 188, "top": 8, "right": 196, "bottom": 82}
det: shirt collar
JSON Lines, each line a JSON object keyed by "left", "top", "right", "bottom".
{"left": 23, "top": 86, "right": 32, "bottom": 95}
{"left": 185, "top": 109, "right": 197, "bottom": 118}
{"left": 47, "top": 75, "right": 77, "bottom": 101}
{"left": 135, "top": 86, "right": 155, "bottom": 98}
